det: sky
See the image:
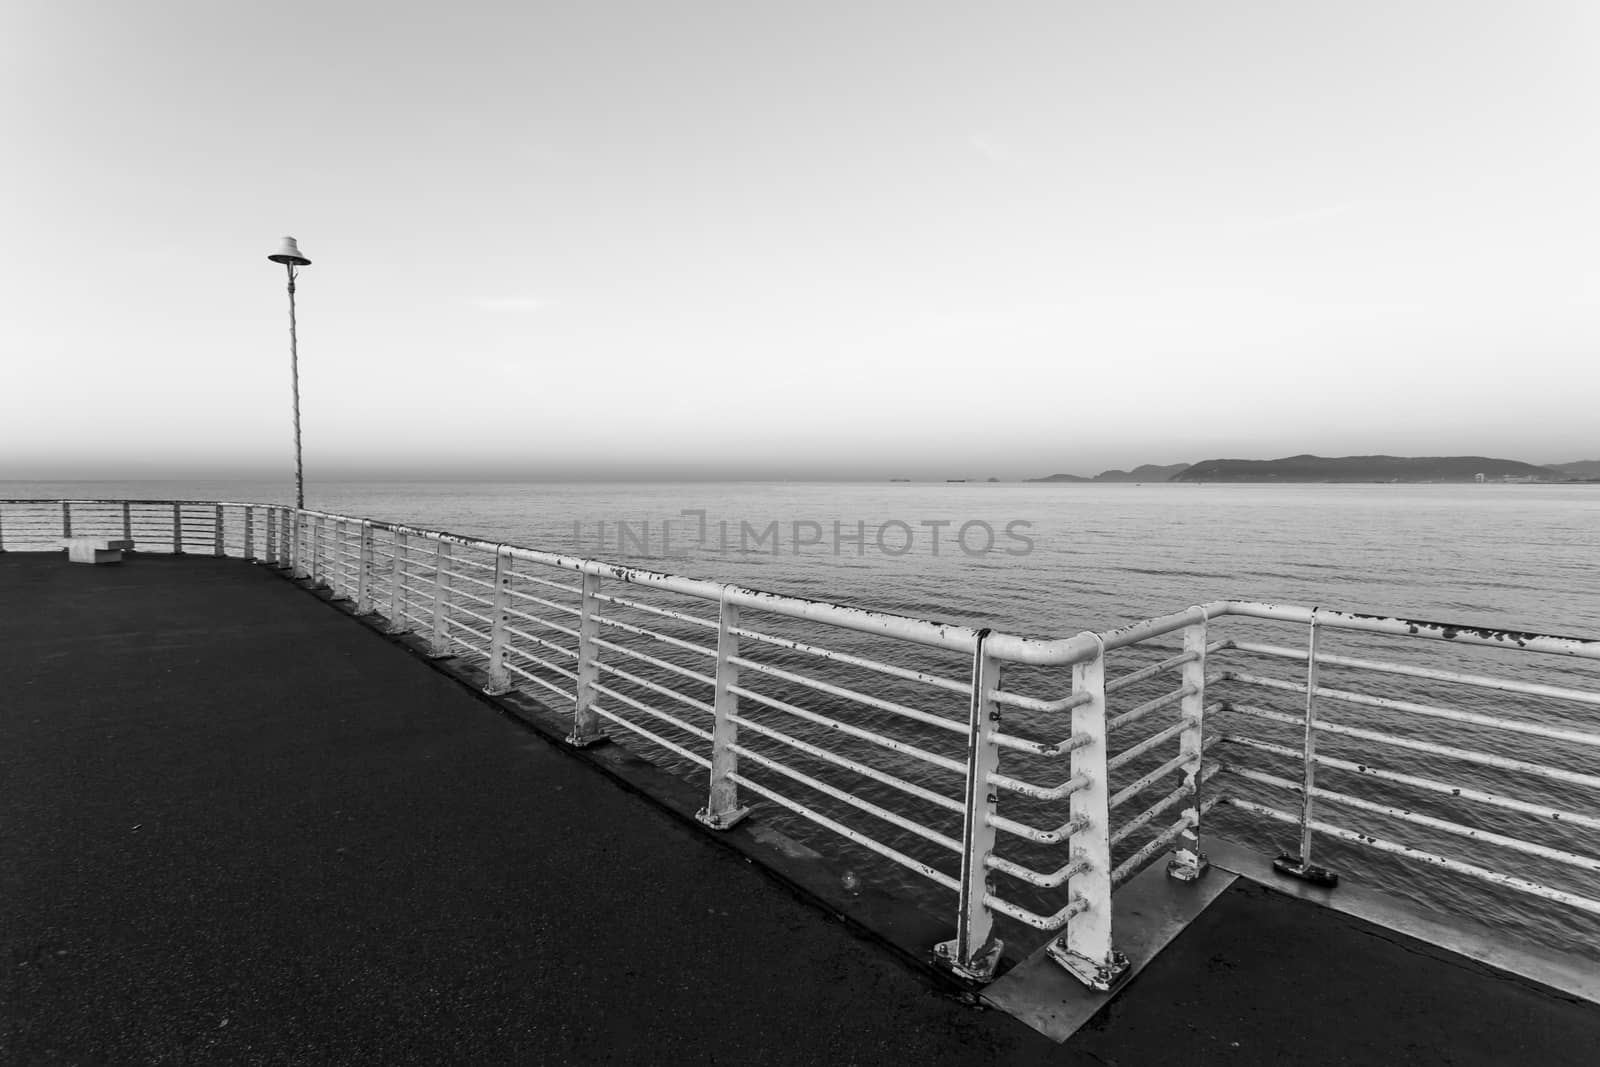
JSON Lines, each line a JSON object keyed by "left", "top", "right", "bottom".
{"left": 3, "top": 1, "right": 1597, "bottom": 481}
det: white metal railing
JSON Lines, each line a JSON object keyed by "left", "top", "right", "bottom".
{"left": 5, "top": 499, "right": 1599, "bottom": 987}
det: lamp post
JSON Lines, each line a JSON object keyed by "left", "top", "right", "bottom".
{"left": 267, "top": 237, "right": 312, "bottom": 509}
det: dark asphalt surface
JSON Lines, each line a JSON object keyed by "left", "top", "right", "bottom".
{"left": 5, "top": 552, "right": 1599, "bottom": 1065}
{"left": 1, "top": 554, "right": 1055, "bottom": 1065}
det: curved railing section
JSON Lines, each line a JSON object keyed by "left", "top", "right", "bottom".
{"left": 4, "top": 498, "right": 1598, "bottom": 987}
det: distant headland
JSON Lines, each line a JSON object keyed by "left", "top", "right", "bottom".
{"left": 1026, "top": 455, "right": 1600, "bottom": 484}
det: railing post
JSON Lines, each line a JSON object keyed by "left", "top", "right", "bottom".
{"left": 484, "top": 547, "right": 514, "bottom": 695}
{"left": 934, "top": 630, "right": 1004, "bottom": 980}
{"left": 264, "top": 508, "right": 277, "bottom": 565}
{"left": 696, "top": 589, "right": 751, "bottom": 829}
{"left": 356, "top": 521, "right": 375, "bottom": 613}
{"left": 567, "top": 571, "right": 608, "bottom": 747}
{"left": 62, "top": 501, "right": 71, "bottom": 539}
{"left": 386, "top": 530, "right": 409, "bottom": 633}
{"left": 1272, "top": 610, "right": 1340, "bottom": 886}
{"left": 288, "top": 510, "right": 303, "bottom": 576}
{"left": 1168, "top": 609, "right": 1212, "bottom": 882}
{"left": 0, "top": 504, "right": 6, "bottom": 552}
{"left": 328, "top": 520, "right": 350, "bottom": 600}
{"left": 427, "top": 539, "right": 453, "bottom": 657}
{"left": 310, "top": 514, "right": 325, "bottom": 587}
{"left": 244, "top": 507, "right": 256, "bottom": 561}
{"left": 284, "top": 510, "right": 296, "bottom": 574}
{"left": 173, "top": 503, "right": 183, "bottom": 555}
{"left": 213, "top": 504, "right": 224, "bottom": 557}
{"left": 1047, "top": 637, "right": 1129, "bottom": 991}
{"left": 121, "top": 502, "right": 132, "bottom": 546}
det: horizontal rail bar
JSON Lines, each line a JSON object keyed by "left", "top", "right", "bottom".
{"left": 589, "top": 681, "right": 712, "bottom": 741}
{"left": 1219, "top": 735, "right": 1600, "bottom": 832}
{"left": 1110, "top": 763, "right": 1221, "bottom": 847}
{"left": 727, "top": 772, "right": 961, "bottom": 893}
{"left": 729, "top": 741, "right": 962, "bottom": 853}
{"left": 589, "top": 635, "right": 715, "bottom": 687}
{"left": 503, "top": 643, "right": 581, "bottom": 681}
{"left": 986, "top": 725, "right": 1091, "bottom": 759}
{"left": 728, "top": 655, "right": 967, "bottom": 736}
{"left": 1107, "top": 716, "right": 1195, "bottom": 772}
{"left": 1228, "top": 767, "right": 1600, "bottom": 873}
{"left": 986, "top": 769, "right": 1090, "bottom": 803}
{"left": 1110, "top": 797, "right": 1222, "bottom": 889}
{"left": 503, "top": 661, "right": 576, "bottom": 702}
{"left": 988, "top": 812, "right": 1090, "bottom": 846}
{"left": 985, "top": 852, "right": 1091, "bottom": 890}
{"left": 1109, "top": 752, "right": 1192, "bottom": 811}
{"left": 1225, "top": 798, "right": 1600, "bottom": 916}
{"left": 1221, "top": 603, "right": 1600, "bottom": 660}
{"left": 503, "top": 608, "right": 581, "bottom": 642}
{"left": 728, "top": 685, "right": 968, "bottom": 776}
{"left": 730, "top": 714, "right": 964, "bottom": 815}
{"left": 727, "top": 626, "right": 970, "bottom": 695}
{"left": 445, "top": 619, "right": 491, "bottom": 645}
{"left": 451, "top": 604, "right": 494, "bottom": 629}
{"left": 592, "top": 613, "right": 716, "bottom": 659}
{"left": 504, "top": 623, "right": 581, "bottom": 663}
{"left": 1223, "top": 640, "right": 1600, "bottom": 708}
{"left": 1221, "top": 670, "right": 1600, "bottom": 750}
{"left": 509, "top": 572, "right": 585, "bottom": 597}
{"left": 591, "top": 589, "right": 718, "bottom": 630}
{"left": 1107, "top": 686, "right": 1196, "bottom": 734}
{"left": 1108, "top": 736, "right": 1219, "bottom": 812}
{"left": 1224, "top": 703, "right": 1600, "bottom": 792}
{"left": 594, "top": 660, "right": 713, "bottom": 716}
{"left": 502, "top": 588, "right": 585, "bottom": 620}
{"left": 1105, "top": 649, "right": 1198, "bottom": 695}
{"left": 984, "top": 891, "right": 1088, "bottom": 932}
{"left": 988, "top": 688, "right": 1092, "bottom": 715}
{"left": 590, "top": 702, "right": 712, "bottom": 768}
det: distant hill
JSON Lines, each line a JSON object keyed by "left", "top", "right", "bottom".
{"left": 1093, "top": 463, "right": 1192, "bottom": 483}
{"left": 1546, "top": 460, "right": 1600, "bottom": 478}
{"left": 1174, "top": 454, "right": 1555, "bottom": 483}
{"left": 1025, "top": 472, "right": 1090, "bottom": 482}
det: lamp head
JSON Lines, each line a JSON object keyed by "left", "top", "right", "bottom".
{"left": 267, "top": 236, "right": 311, "bottom": 266}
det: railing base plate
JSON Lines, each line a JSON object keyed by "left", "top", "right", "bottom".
{"left": 1272, "top": 854, "right": 1339, "bottom": 888}
{"left": 933, "top": 936, "right": 1004, "bottom": 983}
{"left": 565, "top": 731, "right": 609, "bottom": 749}
{"left": 1166, "top": 852, "right": 1211, "bottom": 882}
{"left": 695, "top": 806, "right": 750, "bottom": 831}
{"left": 1046, "top": 943, "right": 1131, "bottom": 993}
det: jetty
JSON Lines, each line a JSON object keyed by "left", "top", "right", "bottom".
{"left": 5, "top": 499, "right": 1600, "bottom": 1064}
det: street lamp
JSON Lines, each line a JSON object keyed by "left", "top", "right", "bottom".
{"left": 267, "top": 236, "right": 312, "bottom": 509}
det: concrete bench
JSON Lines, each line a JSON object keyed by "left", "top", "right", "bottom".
{"left": 61, "top": 537, "right": 130, "bottom": 564}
